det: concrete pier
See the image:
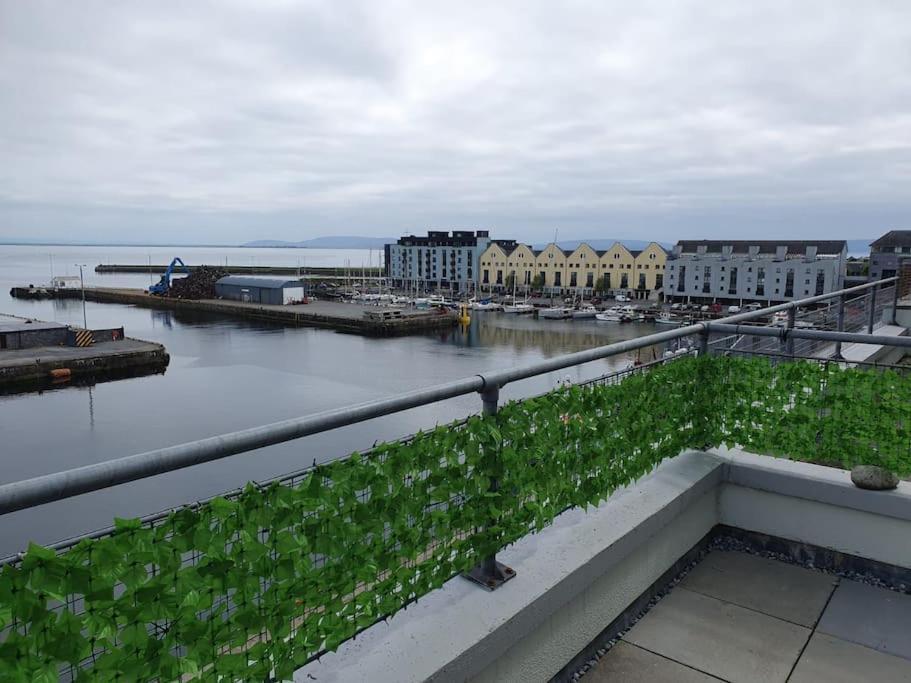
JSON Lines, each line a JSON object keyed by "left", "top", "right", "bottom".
{"left": 0, "top": 338, "right": 169, "bottom": 390}
{"left": 18, "top": 287, "right": 459, "bottom": 336}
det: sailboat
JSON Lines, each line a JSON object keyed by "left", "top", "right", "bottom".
{"left": 503, "top": 275, "right": 534, "bottom": 314}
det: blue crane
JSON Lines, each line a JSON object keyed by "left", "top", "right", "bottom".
{"left": 149, "top": 258, "right": 188, "bottom": 295}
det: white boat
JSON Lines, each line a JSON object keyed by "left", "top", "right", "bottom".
{"left": 595, "top": 311, "right": 624, "bottom": 322}
{"left": 654, "top": 314, "right": 680, "bottom": 326}
{"left": 470, "top": 299, "right": 503, "bottom": 311}
{"left": 620, "top": 305, "right": 645, "bottom": 321}
{"left": 503, "top": 303, "right": 535, "bottom": 314}
{"left": 572, "top": 305, "right": 598, "bottom": 319}
{"left": 540, "top": 307, "right": 573, "bottom": 319}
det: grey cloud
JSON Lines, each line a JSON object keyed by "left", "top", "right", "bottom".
{"left": 0, "top": 0, "right": 910, "bottom": 244}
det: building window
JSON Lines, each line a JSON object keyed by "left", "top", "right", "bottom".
{"left": 586, "top": 272, "right": 594, "bottom": 288}
{"left": 605, "top": 273, "right": 612, "bottom": 289}
{"left": 554, "top": 271, "right": 562, "bottom": 286}
{"left": 482, "top": 269, "right": 489, "bottom": 284}
{"left": 785, "top": 271, "right": 794, "bottom": 297}
{"left": 524, "top": 271, "right": 531, "bottom": 285}
{"left": 815, "top": 270, "right": 825, "bottom": 296}
{"left": 756, "top": 267, "right": 765, "bottom": 296}
{"left": 677, "top": 266, "right": 686, "bottom": 292}
{"left": 496, "top": 270, "right": 503, "bottom": 285}
{"left": 620, "top": 273, "right": 629, "bottom": 288}
{"left": 570, "top": 272, "right": 578, "bottom": 287}
{"left": 655, "top": 273, "right": 663, "bottom": 290}
{"left": 638, "top": 273, "right": 646, "bottom": 289}
{"left": 702, "top": 265, "right": 711, "bottom": 293}
{"left": 728, "top": 267, "right": 738, "bottom": 295}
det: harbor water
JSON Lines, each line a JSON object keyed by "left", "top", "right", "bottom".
{"left": 0, "top": 245, "right": 666, "bottom": 556}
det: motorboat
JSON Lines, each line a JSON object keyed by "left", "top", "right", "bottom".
{"left": 503, "top": 303, "right": 535, "bottom": 314}
{"left": 595, "top": 311, "right": 624, "bottom": 322}
{"left": 654, "top": 313, "right": 681, "bottom": 326}
{"left": 620, "top": 305, "right": 645, "bottom": 321}
{"left": 571, "top": 305, "right": 598, "bottom": 319}
{"left": 540, "top": 307, "right": 573, "bottom": 319}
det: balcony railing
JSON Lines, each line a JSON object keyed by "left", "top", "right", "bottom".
{"left": 0, "top": 277, "right": 908, "bottom": 680}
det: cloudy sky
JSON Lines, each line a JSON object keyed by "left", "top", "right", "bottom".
{"left": 1, "top": 1, "right": 910, "bottom": 244}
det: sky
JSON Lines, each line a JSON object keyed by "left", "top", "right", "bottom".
{"left": 1, "top": 0, "right": 910, "bottom": 245}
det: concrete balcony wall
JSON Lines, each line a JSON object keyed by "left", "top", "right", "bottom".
{"left": 296, "top": 449, "right": 911, "bottom": 683}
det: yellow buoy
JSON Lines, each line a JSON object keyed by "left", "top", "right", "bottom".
{"left": 458, "top": 303, "right": 471, "bottom": 326}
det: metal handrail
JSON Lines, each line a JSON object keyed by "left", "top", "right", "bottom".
{"left": 0, "top": 276, "right": 897, "bottom": 516}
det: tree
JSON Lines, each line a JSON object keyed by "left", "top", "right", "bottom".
{"left": 505, "top": 272, "right": 516, "bottom": 292}
{"left": 531, "top": 273, "right": 545, "bottom": 291}
{"left": 594, "top": 275, "right": 607, "bottom": 295}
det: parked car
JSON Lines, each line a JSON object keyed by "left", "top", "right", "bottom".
{"left": 700, "top": 305, "right": 710, "bottom": 312}
{"left": 744, "top": 303, "right": 763, "bottom": 311}
{"left": 615, "top": 294, "right": 630, "bottom": 302}
{"left": 728, "top": 305, "right": 741, "bottom": 314}
{"left": 671, "top": 303, "right": 682, "bottom": 310}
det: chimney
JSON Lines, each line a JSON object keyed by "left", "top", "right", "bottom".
{"left": 775, "top": 245, "right": 787, "bottom": 260}
{"left": 805, "top": 245, "right": 818, "bottom": 260}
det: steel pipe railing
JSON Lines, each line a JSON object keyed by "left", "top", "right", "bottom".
{"left": 0, "top": 277, "right": 898, "bottom": 518}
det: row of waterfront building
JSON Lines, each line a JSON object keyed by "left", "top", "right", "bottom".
{"left": 384, "top": 230, "right": 911, "bottom": 304}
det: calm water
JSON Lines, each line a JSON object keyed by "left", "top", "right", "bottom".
{"left": 0, "top": 245, "right": 664, "bottom": 555}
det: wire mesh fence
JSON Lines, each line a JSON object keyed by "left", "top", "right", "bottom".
{"left": 709, "top": 283, "right": 900, "bottom": 359}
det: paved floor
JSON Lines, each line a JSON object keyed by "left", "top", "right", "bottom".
{"left": 585, "top": 550, "right": 911, "bottom": 682}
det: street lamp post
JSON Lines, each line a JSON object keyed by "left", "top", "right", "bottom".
{"left": 75, "top": 264, "right": 87, "bottom": 329}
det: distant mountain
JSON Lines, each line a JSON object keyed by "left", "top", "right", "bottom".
{"left": 846, "top": 239, "right": 872, "bottom": 256}
{"left": 242, "top": 236, "right": 394, "bottom": 249}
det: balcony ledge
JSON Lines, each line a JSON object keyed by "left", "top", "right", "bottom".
{"left": 296, "top": 450, "right": 911, "bottom": 683}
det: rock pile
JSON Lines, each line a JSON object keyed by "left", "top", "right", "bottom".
{"left": 163, "top": 266, "right": 230, "bottom": 299}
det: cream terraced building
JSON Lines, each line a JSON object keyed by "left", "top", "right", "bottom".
{"left": 479, "top": 241, "right": 668, "bottom": 300}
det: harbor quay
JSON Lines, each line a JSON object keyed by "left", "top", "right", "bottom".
{"left": 13, "top": 286, "right": 460, "bottom": 337}
{"left": 0, "top": 314, "right": 169, "bottom": 392}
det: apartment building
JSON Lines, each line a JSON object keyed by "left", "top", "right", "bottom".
{"left": 478, "top": 241, "right": 668, "bottom": 299}
{"left": 869, "top": 230, "right": 911, "bottom": 281}
{"left": 666, "top": 240, "right": 847, "bottom": 304}
{"left": 384, "top": 230, "right": 515, "bottom": 292}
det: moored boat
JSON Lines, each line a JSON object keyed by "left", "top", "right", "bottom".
{"left": 571, "top": 304, "right": 598, "bottom": 319}
{"left": 540, "top": 307, "right": 573, "bottom": 319}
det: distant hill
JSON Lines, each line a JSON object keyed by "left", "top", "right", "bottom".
{"left": 242, "top": 236, "right": 394, "bottom": 249}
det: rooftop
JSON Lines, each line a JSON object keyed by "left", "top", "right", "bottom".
{"left": 676, "top": 240, "right": 847, "bottom": 256}
{"left": 0, "top": 317, "right": 67, "bottom": 334}
{"left": 870, "top": 230, "right": 911, "bottom": 248}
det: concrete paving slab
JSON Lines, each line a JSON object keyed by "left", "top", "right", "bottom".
{"left": 585, "top": 641, "right": 720, "bottom": 682}
{"left": 624, "top": 588, "right": 810, "bottom": 683}
{"left": 790, "top": 633, "right": 911, "bottom": 683}
{"left": 817, "top": 580, "right": 911, "bottom": 660}
{"left": 680, "top": 550, "right": 837, "bottom": 626}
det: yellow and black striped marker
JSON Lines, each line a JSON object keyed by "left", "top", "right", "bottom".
{"left": 73, "top": 330, "right": 94, "bottom": 347}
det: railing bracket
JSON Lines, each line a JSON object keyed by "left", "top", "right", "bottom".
{"left": 463, "top": 560, "right": 516, "bottom": 590}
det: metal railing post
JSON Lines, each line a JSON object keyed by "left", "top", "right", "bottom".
{"left": 698, "top": 325, "right": 710, "bottom": 357}
{"left": 866, "top": 283, "right": 877, "bottom": 334}
{"left": 782, "top": 307, "right": 796, "bottom": 357}
{"left": 832, "top": 294, "right": 846, "bottom": 360}
{"left": 464, "top": 384, "right": 516, "bottom": 590}
{"left": 890, "top": 279, "right": 900, "bottom": 326}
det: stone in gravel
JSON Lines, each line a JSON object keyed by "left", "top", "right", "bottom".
{"left": 850, "top": 465, "right": 899, "bottom": 490}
